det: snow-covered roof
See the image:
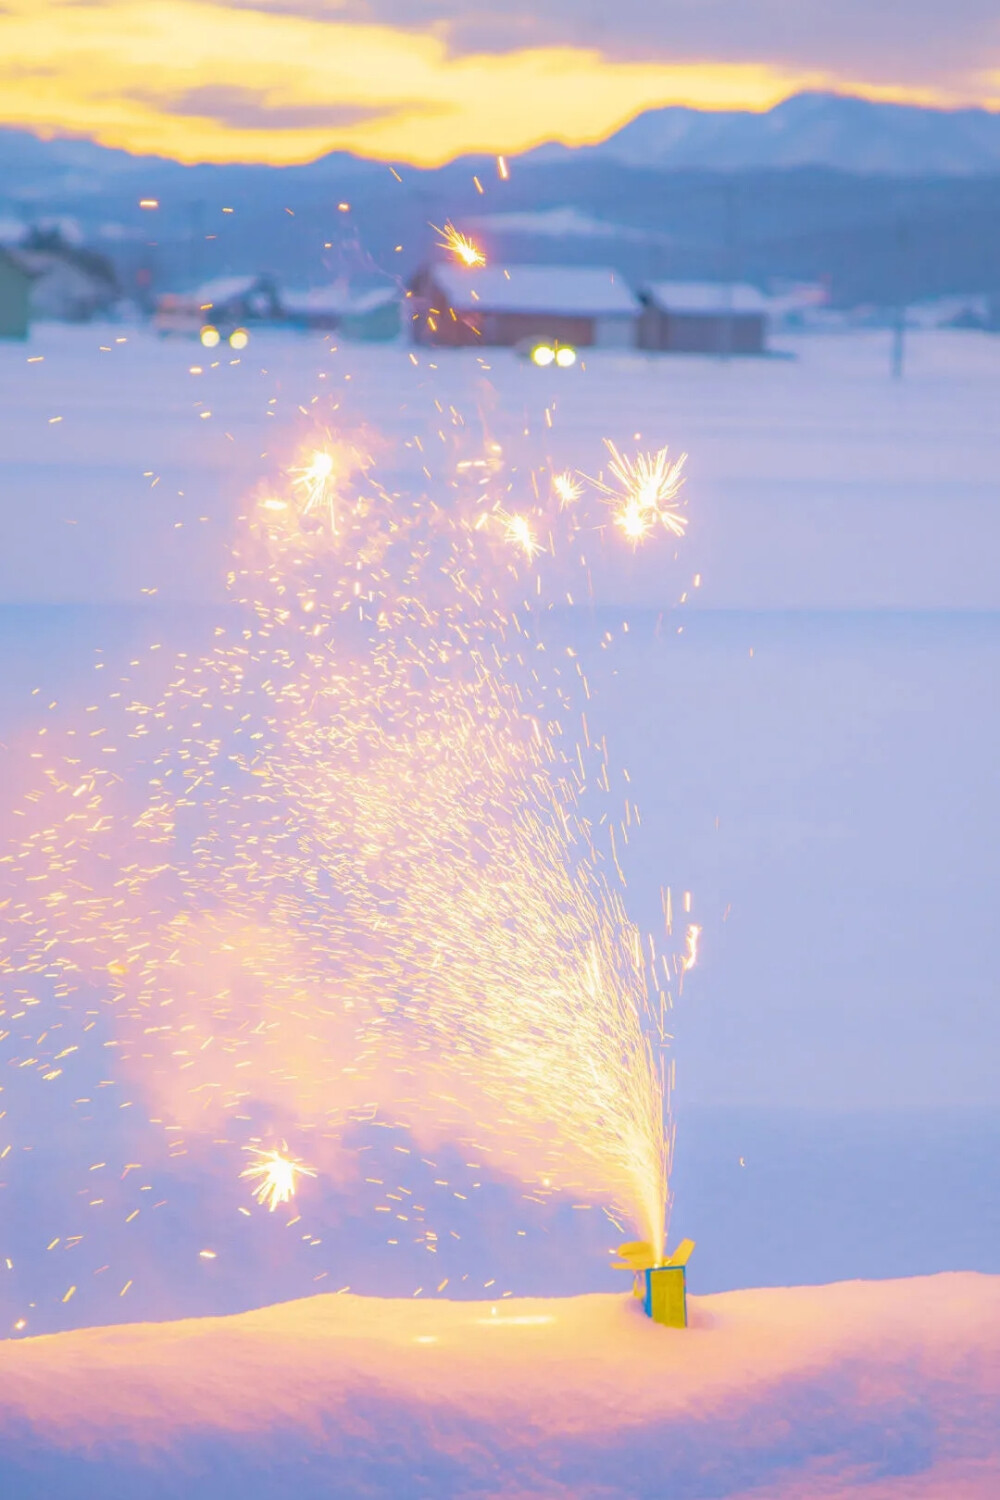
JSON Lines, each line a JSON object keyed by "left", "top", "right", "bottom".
{"left": 642, "top": 281, "right": 769, "bottom": 315}
{"left": 282, "top": 285, "right": 398, "bottom": 316}
{"left": 194, "top": 275, "right": 267, "bottom": 307}
{"left": 430, "top": 264, "right": 639, "bottom": 316}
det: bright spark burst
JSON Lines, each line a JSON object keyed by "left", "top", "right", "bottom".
{"left": 289, "top": 447, "right": 338, "bottom": 528}
{"left": 552, "top": 471, "right": 584, "bottom": 507}
{"left": 500, "top": 510, "right": 543, "bottom": 559}
{"left": 589, "top": 440, "right": 688, "bottom": 544}
{"left": 432, "top": 220, "right": 486, "bottom": 268}
{"left": 241, "top": 1148, "right": 317, "bottom": 1212}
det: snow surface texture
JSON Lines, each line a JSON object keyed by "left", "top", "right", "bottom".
{"left": 1, "top": 326, "right": 999, "bottom": 1341}
{"left": 1, "top": 1275, "right": 997, "bottom": 1499}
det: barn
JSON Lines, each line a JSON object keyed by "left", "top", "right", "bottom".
{"left": 409, "top": 264, "right": 639, "bottom": 349}
{"left": 637, "top": 281, "right": 769, "bottom": 355}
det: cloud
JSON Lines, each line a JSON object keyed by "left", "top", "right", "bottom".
{"left": 146, "top": 83, "right": 433, "bottom": 131}
{"left": 222, "top": 0, "right": 1000, "bottom": 88}
{"left": 0, "top": 0, "right": 997, "bottom": 169}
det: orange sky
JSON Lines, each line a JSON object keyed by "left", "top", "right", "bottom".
{"left": 1, "top": 0, "right": 998, "bottom": 165}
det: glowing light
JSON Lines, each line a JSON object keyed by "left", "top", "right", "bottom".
{"left": 138, "top": 198, "right": 159, "bottom": 210}
{"left": 288, "top": 445, "right": 349, "bottom": 529}
{"left": 555, "top": 346, "right": 577, "bottom": 368}
{"left": 199, "top": 325, "right": 220, "bottom": 348}
{"left": 552, "top": 471, "right": 584, "bottom": 507}
{"left": 588, "top": 439, "right": 688, "bottom": 545}
{"left": 616, "top": 499, "right": 655, "bottom": 543}
{"left": 531, "top": 344, "right": 555, "bottom": 367}
{"left": 433, "top": 220, "right": 486, "bottom": 268}
{"left": 229, "top": 327, "right": 249, "bottom": 350}
{"left": 241, "top": 1148, "right": 317, "bottom": 1213}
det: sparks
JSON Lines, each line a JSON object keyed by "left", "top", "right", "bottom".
{"left": 588, "top": 440, "right": 688, "bottom": 544}
{"left": 432, "top": 220, "right": 486, "bottom": 268}
{"left": 1, "top": 415, "right": 694, "bottom": 1296}
{"left": 552, "top": 471, "right": 584, "bottom": 507}
{"left": 241, "top": 1148, "right": 317, "bottom": 1213}
{"left": 500, "top": 511, "right": 542, "bottom": 559}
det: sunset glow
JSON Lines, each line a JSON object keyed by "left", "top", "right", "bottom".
{"left": 0, "top": 0, "right": 993, "bottom": 167}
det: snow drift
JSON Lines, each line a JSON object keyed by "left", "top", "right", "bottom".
{"left": 1, "top": 1272, "right": 997, "bottom": 1498}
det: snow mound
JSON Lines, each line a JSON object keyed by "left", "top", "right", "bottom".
{"left": 1, "top": 1273, "right": 997, "bottom": 1498}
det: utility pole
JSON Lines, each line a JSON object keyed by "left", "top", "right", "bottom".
{"left": 891, "top": 213, "right": 907, "bottom": 380}
{"left": 189, "top": 199, "right": 206, "bottom": 291}
{"left": 720, "top": 179, "right": 738, "bottom": 360}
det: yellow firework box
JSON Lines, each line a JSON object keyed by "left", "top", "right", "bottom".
{"left": 614, "top": 1237, "right": 695, "bottom": 1328}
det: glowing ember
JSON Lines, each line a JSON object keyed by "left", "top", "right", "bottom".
{"left": 433, "top": 220, "right": 486, "bottom": 268}
{"left": 241, "top": 1148, "right": 317, "bottom": 1212}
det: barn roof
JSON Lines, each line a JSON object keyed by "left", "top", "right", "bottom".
{"left": 282, "top": 285, "right": 398, "bottom": 317}
{"left": 641, "top": 281, "right": 769, "bottom": 315}
{"left": 429, "top": 264, "right": 639, "bottom": 316}
{"left": 195, "top": 274, "right": 272, "bottom": 308}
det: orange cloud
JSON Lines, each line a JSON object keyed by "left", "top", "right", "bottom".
{"left": 0, "top": 0, "right": 993, "bottom": 166}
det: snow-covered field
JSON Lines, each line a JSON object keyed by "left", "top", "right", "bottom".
{"left": 2, "top": 1274, "right": 997, "bottom": 1499}
{"left": 1, "top": 324, "right": 998, "bottom": 1494}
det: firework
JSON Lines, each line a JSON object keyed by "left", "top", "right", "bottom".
{"left": 500, "top": 510, "right": 543, "bottom": 559}
{"left": 587, "top": 440, "right": 688, "bottom": 543}
{"left": 432, "top": 221, "right": 486, "bottom": 268}
{"left": 0, "top": 413, "right": 692, "bottom": 1325}
{"left": 241, "top": 1148, "right": 317, "bottom": 1213}
{"left": 552, "top": 471, "right": 584, "bottom": 507}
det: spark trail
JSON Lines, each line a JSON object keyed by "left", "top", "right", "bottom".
{"left": 0, "top": 429, "right": 690, "bottom": 1324}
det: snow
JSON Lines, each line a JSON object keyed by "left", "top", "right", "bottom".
{"left": 0, "top": 1274, "right": 997, "bottom": 1498}
{"left": 0, "top": 324, "right": 998, "bottom": 1375}
{"left": 429, "top": 262, "right": 639, "bottom": 315}
{"left": 641, "top": 281, "right": 770, "bottom": 315}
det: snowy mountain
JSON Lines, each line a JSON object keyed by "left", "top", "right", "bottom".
{"left": 528, "top": 92, "right": 1000, "bottom": 175}
{"left": 4, "top": 93, "right": 1000, "bottom": 208}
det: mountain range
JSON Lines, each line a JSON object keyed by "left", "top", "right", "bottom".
{"left": 3, "top": 92, "right": 1000, "bottom": 307}
{"left": 3, "top": 93, "right": 1000, "bottom": 208}
{"left": 531, "top": 92, "right": 1000, "bottom": 175}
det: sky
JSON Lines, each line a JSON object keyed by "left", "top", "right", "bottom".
{"left": 1, "top": 0, "right": 999, "bottom": 165}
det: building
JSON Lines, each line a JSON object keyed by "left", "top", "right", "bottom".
{"left": 2, "top": 228, "right": 117, "bottom": 323}
{"left": 0, "top": 247, "right": 31, "bottom": 339}
{"left": 409, "top": 263, "right": 639, "bottom": 348}
{"left": 281, "top": 284, "right": 401, "bottom": 340}
{"left": 155, "top": 274, "right": 281, "bottom": 334}
{"left": 637, "top": 282, "right": 769, "bottom": 355}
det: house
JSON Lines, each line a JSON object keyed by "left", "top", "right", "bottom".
{"left": 409, "top": 263, "right": 639, "bottom": 348}
{"left": 155, "top": 274, "right": 281, "bottom": 334}
{"left": 3, "top": 228, "right": 118, "bottom": 323}
{"left": 637, "top": 282, "right": 769, "bottom": 355}
{"left": 281, "top": 284, "right": 401, "bottom": 340}
{"left": 0, "top": 247, "right": 31, "bottom": 339}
